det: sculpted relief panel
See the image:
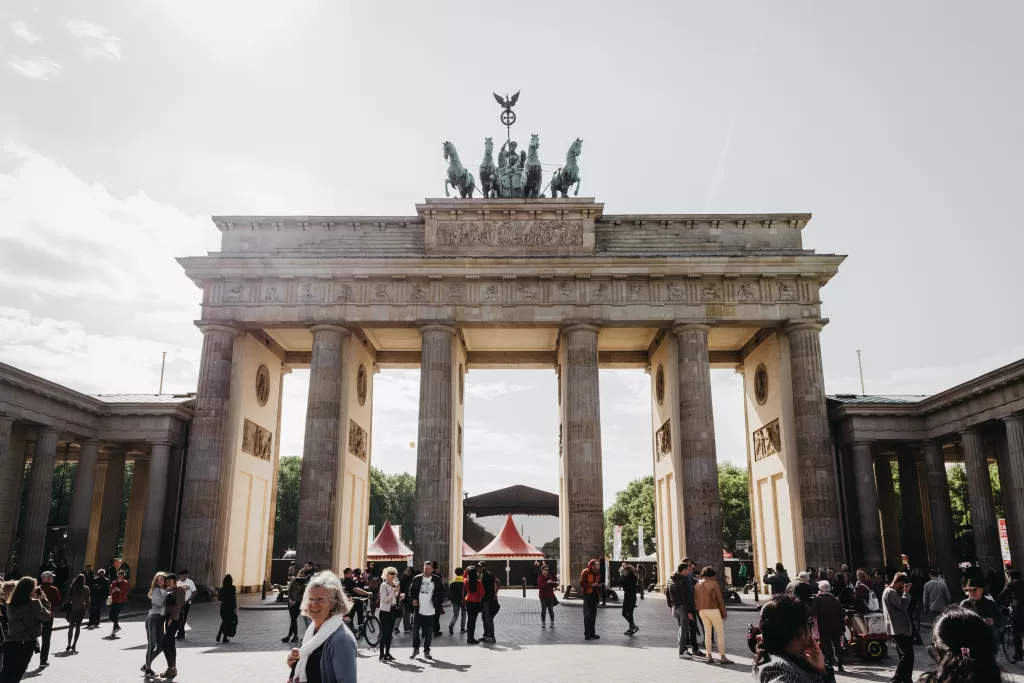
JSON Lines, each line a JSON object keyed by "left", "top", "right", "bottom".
{"left": 242, "top": 419, "right": 273, "bottom": 461}
{"left": 753, "top": 419, "right": 782, "bottom": 461}
{"left": 348, "top": 419, "right": 368, "bottom": 462}
{"left": 435, "top": 220, "right": 583, "bottom": 248}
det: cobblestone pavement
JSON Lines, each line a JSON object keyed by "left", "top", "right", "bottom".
{"left": 15, "top": 593, "right": 1023, "bottom": 682}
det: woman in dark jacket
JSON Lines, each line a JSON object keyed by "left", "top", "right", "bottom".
{"left": 398, "top": 567, "right": 414, "bottom": 634}
{"left": 1, "top": 577, "right": 52, "bottom": 683}
{"left": 620, "top": 564, "right": 639, "bottom": 635}
{"left": 216, "top": 575, "right": 238, "bottom": 643}
{"left": 65, "top": 574, "right": 89, "bottom": 652}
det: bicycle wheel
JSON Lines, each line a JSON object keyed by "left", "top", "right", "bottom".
{"left": 362, "top": 614, "right": 381, "bottom": 648}
{"left": 1002, "top": 626, "right": 1015, "bottom": 664}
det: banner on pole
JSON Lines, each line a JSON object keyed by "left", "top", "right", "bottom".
{"left": 1000, "top": 518, "right": 1011, "bottom": 562}
{"left": 613, "top": 526, "right": 623, "bottom": 560}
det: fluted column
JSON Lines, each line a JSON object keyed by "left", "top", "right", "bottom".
{"left": 560, "top": 323, "right": 605, "bottom": 588}
{"left": 874, "top": 456, "right": 901, "bottom": 573}
{"left": 785, "top": 321, "right": 845, "bottom": 568}
{"left": 66, "top": 440, "right": 101, "bottom": 574}
{"left": 121, "top": 457, "right": 150, "bottom": 583}
{"left": 851, "top": 441, "right": 884, "bottom": 569}
{"left": 413, "top": 325, "right": 456, "bottom": 577}
{"left": 0, "top": 415, "right": 20, "bottom": 571}
{"left": 95, "top": 449, "right": 127, "bottom": 565}
{"left": 19, "top": 427, "right": 59, "bottom": 572}
{"left": 922, "top": 440, "right": 960, "bottom": 598}
{"left": 296, "top": 325, "right": 347, "bottom": 567}
{"left": 897, "top": 448, "right": 928, "bottom": 570}
{"left": 136, "top": 441, "right": 171, "bottom": 590}
{"left": 1002, "top": 416, "right": 1024, "bottom": 566}
{"left": 962, "top": 429, "right": 1001, "bottom": 574}
{"left": 176, "top": 324, "right": 239, "bottom": 588}
{"left": 672, "top": 323, "right": 723, "bottom": 582}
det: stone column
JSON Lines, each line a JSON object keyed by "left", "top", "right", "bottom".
{"left": 136, "top": 441, "right": 171, "bottom": 591}
{"left": 851, "top": 441, "right": 884, "bottom": 569}
{"left": 897, "top": 448, "right": 928, "bottom": 571}
{"left": 922, "top": 440, "right": 960, "bottom": 598}
{"left": 0, "top": 415, "right": 21, "bottom": 571}
{"left": 414, "top": 324, "right": 456, "bottom": 578}
{"left": 19, "top": 427, "right": 59, "bottom": 572}
{"left": 672, "top": 323, "right": 723, "bottom": 582}
{"left": 176, "top": 324, "right": 239, "bottom": 588}
{"left": 874, "top": 456, "right": 901, "bottom": 573}
{"left": 962, "top": 429, "right": 1002, "bottom": 574}
{"left": 66, "top": 440, "right": 101, "bottom": 574}
{"left": 785, "top": 322, "right": 845, "bottom": 568}
{"left": 95, "top": 449, "right": 127, "bottom": 565}
{"left": 121, "top": 457, "right": 150, "bottom": 582}
{"left": 560, "top": 324, "right": 604, "bottom": 588}
{"left": 296, "top": 325, "right": 347, "bottom": 567}
{"left": 1002, "top": 415, "right": 1024, "bottom": 566}
{"left": 265, "top": 369, "right": 288, "bottom": 583}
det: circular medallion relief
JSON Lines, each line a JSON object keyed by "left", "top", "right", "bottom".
{"left": 357, "top": 364, "right": 367, "bottom": 406}
{"left": 656, "top": 365, "right": 665, "bottom": 405}
{"left": 255, "top": 364, "right": 270, "bottom": 406}
{"left": 459, "top": 364, "right": 465, "bottom": 405}
{"left": 755, "top": 363, "right": 769, "bottom": 405}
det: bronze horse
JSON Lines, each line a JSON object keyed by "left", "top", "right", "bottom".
{"left": 523, "top": 134, "right": 542, "bottom": 198}
{"left": 550, "top": 138, "right": 582, "bottom": 198}
{"left": 443, "top": 141, "right": 476, "bottom": 198}
{"left": 479, "top": 137, "right": 498, "bottom": 199}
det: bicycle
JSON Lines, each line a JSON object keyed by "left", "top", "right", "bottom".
{"left": 998, "top": 606, "right": 1018, "bottom": 665}
{"left": 350, "top": 597, "right": 381, "bottom": 648}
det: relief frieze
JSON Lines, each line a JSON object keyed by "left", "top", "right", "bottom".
{"left": 753, "top": 418, "right": 782, "bottom": 461}
{"left": 655, "top": 419, "right": 671, "bottom": 461}
{"left": 436, "top": 220, "right": 584, "bottom": 247}
{"left": 348, "top": 419, "right": 368, "bottom": 461}
{"left": 242, "top": 418, "right": 273, "bottom": 461}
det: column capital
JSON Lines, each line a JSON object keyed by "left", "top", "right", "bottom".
{"left": 0, "top": 413, "right": 13, "bottom": 427}
{"left": 196, "top": 323, "right": 242, "bottom": 338}
{"left": 1004, "top": 413, "right": 1024, "bottom": 426}
{"left": 309, "top": 324, "right": 349, "bottom": 336}
{"left": 851, "top": 439, "right": 875, "bottom": 446}
{"left": 784, "top": 319, "right": 829, "bottom": 334}
{"left": 419, "top": 323, "right": 457, "bottom": 336}
{"left": 148, "top": 440, "right": 174, "bottom": 447}
{"left": 960, "top": 428, "right": 980, "bottom": 437}
{"left": 560, "top": 322, "right": 601, "bottom": 336}
{"left": 671, "top": 322, "right": 711, "bottom": 336}
{"left": 38, "top": 426, "right": 59, "bottom": 437}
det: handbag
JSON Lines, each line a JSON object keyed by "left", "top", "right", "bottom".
{"left": 105, "top": 596, "right": 112, "bottom": 606}
{"left": 552, "top": 596, "right": 559, "bottom": 606}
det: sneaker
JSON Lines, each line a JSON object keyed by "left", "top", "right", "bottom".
{"left": 39, "top": 662, "right": 49, "bottom": 667}
{"left": 692, "top": 650, "right": 706, "bottom": 658}
{"left": 410, "top": 650, "right": 419, "bottom": 659}
{"left": 680, "top": 651, "right": 693, "bottom": 659}
{"left": 460, "top": 628, "right": 467, "bottom": 633}
{"left": 449, "top": 628, "right": 454, "bottom": 635}
{"left": 424, "top": 651, "right": 433, "bottom": 660}
{"left": 592, "top": 634, "right": 600, "bottom": 639}
{"left": 281, "top": 636, "right": 290, "bottom": 643}
{"left": 290, "top": 636, "right": 299, "bottom": 643}
{"left": 585, "top": 635, "right": 596, "bottom": 640}
{"left": 631, "top": 625, "right": 640, "bottom": 635}
{"left": 467, "top": 638, "right": 479, "bottom": 644}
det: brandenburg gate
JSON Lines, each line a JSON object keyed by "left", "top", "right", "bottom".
{"left": 175, "top": 196, "right": 845, "bottom": 591}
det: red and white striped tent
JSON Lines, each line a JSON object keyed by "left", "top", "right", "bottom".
{"left": 366, "top": 520, "right": 414, "bottom": 563}
{"left": 462, "top": 540, "right": 479, "bottom": 562}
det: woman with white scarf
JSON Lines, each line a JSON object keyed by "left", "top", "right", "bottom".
{"left": 286, "top": 571, "right": 358, "bottom": 683}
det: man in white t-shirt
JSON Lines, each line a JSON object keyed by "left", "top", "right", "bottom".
{"left": 409, "top": 561, "right": 444, "bottom": 660}
{"left": 176, "top": 569, "right": 198, "bottom": 640}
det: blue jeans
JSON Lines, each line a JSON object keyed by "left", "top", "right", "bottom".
{"left": 448, "top": 602, "right": 465, "bottom": 632}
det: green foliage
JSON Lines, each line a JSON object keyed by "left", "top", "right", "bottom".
{"left": 946, "top": 462, "right": 1004, "bottom": 561}
{"left": 604, "top": 476, "right": 655, "bottom": 557}
{"left": 273, "top": 456, "right": 302, "bottom": 556}
{"left": 115, "top": 462, "right": 134, "bottom": 558}
{"left": 540, "top": 537, "right": 560, "bottom": 557}
{"left": 368, "top": 467, "right": 417, "bottom": 547}
{"left": 718, "top": 463, "right": 751, "bottom": 553}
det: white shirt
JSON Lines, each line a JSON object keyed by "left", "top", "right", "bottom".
{"left": 379, "top": 581, "right": 398, "bottom": 612}
{"left": 182, "top": 578, "right": 196, "bottom": 603}
{"left": 417, "top": 577, "right": 436, "bottom": 616}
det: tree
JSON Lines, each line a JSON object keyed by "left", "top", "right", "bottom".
{"left": 718, "top": 463, "right": 751, "bottom": 553}
{"left": 604, "top": 476, "right": 655, "bottom": 557}
{"left": 273, "top": 456, "right": 302, "bottom": 556}
{"left": 946, "top": 462, "right": 1003, "bottom": 562}
{"left": 368, "top": 468, "right": 417, "bottom": 547}
{"left": 540, "top": 537, "right": 560, "bottom": 557}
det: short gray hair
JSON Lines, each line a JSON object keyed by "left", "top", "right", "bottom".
{"left": 300, "top": 570, "right": 352, "bottom": 618}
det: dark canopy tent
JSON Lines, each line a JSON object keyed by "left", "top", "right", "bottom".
{"left": 463, "top": 485, "right": 559, "bottom": 517}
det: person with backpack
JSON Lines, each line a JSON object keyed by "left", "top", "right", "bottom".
{"left": 448, "top": 567, "right": 466, "bottom": 635}
{"left": 854, "top": 568, "right": 880, "bottom": 613}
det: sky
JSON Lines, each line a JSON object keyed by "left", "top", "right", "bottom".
{"left": 2, "top": 0, "right": 1022, "bottom": 521}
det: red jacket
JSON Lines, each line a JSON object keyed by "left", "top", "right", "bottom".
{"left": 40, "top": 584, "right": 61, "bottom": 617}
{"left": 463, "top": 579, "right": 486, "bottom": 603}
{"left": 109, "top": 578, "right": 130, "bottom": 604}
{"left": 537, "top": 575, "right": 556, "bottom": 600}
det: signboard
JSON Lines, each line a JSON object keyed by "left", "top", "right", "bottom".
{"left": 736, "top": 540, "right": 752, "bottom": 554}
{"left": 723, "top": 549, "right": 733, "bottom": 559}
{"left": 1000, "top": 518, "right": 1011, "bottom": 562}
{"left": 612, "top": 526, "right": 623, "bottom": 561}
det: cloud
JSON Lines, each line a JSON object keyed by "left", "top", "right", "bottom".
{"left": 0, "top": 141, "right": 219, "bottom": 305}
{"left": 0, "top": 306, "right": 200, "bottom": 395}
{"left": 7, "top": 56, "right": 62, "bottom": 80}
{"left": 64, "top": 20, "right": 121, "bottom": 60}
{"left": 11, "top": 20, "right": 42, "bottom": 44}
{"left": 464, "top": 381, "right": 530, "bottom": 399}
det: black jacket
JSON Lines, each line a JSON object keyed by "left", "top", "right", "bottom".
{"left": 409, "top": 573, "right": 445, "bottom": 612}
{"left": 764, "top": 571, "right": 790, "bottom": 595}
{"left": 449, "top": 579, "right": 464, "bottom": 605}
{"left": 669, "top": 572, "right": 695, "bottom": 613}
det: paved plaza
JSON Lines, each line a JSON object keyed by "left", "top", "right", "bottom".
{"left": 19, "top": 593, "right": 1024, "bottom": 682}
